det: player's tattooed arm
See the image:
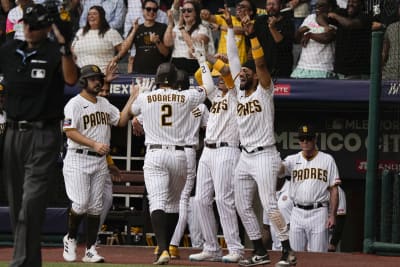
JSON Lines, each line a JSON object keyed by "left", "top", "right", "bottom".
{"left": 65, "top": 129, "right": 110, "bottom": 155}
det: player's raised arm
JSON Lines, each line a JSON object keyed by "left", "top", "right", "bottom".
{"left": 224, "top": 5, "right": 241, "bottom": 89}
{"left": 192, "top": 40, "right": 214, "bottom": 96}
{"left": 118, "top": 80, "right": 141, "bottom": 127}
{"left": 241, "top": 15, "right": 272, "bottom": 90}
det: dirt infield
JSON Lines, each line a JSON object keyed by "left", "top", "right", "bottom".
{"left": 1, "top": 245, "right": 400, "bottom": 267}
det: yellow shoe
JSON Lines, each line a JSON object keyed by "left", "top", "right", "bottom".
{"left": 169, "top": 245, "right": 180, "bottom": 259}
{"left": 153, "top": 250, "right": 170, "bottom": 265}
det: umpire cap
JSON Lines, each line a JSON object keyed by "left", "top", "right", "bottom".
{"left": 20, "top": 4, "right": 52, "bottom": 30}
{"left": 298, "top": 124, "right": 316, "bottom": 138}
{"left": 80, "top": 65, "right": 105, "bottom": 79}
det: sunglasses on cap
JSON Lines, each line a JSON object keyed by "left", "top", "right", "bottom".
{"left": 144, "top": 7, "right": 158, "bottom": 13}
{"left": 181, "top": 8, "right": 194, "bottom": 13}
{"left": 299, "top": 136, "right": 315, "bottom": 142}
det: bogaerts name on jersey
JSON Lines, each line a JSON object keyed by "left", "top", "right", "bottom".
{"left": 292, "top": 168, "right": 328, "bottom": 182}
{"left": 237, "top": 100, "right": 262, "bottom": 116}
{"left": 147, "top": 94, "right": 185, "bottom": 103}
{"left": 83, "top": 112, "right": 111, "bottom": 130}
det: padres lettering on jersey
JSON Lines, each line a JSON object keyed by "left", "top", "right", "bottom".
{"left": 292, "top": 168, "right": 328, "bottom": 182}
{"left": 210, "top": 99, "right": 227, "bottom": 114}
{"left": 147, "top": 94, "right": 185, "bottom": 103}
{"left": 83, "top": 112, "right": 111, "bottom": 130}
{"left": 237, "top": 100, "right": 262, "bottom": 116}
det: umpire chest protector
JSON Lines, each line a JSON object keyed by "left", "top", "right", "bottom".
{"left": 0, "top": 39, "right": 64, "bottom": 121}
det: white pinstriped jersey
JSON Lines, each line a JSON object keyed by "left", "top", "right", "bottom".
{"left": 131, "top": 87, "right": 206, "bottom": 146}
{"left": 63, "top": 95, "right": 120, "bottom": 149}
{"left": 236, "top": 83, "right": 276, "bottom": 148}
{"left": 205, "top": 88, "right": 239, "bottom": 145}
{"left": 185, "top": 104, "right": 209, "bottom": 146}
{"left": 283, "top": 151, "right": 341, "bottom": 204}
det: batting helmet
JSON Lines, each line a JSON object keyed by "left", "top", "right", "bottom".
{"left": 155, "top": 62, "right": 177, "bottom": 86}
{"left": 78, "top": 64, "right": 105, "bottom": 88}
{"left": 175, "top": 69, "right": 190, "bottom": 90}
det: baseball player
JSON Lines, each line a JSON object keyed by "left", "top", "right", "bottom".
{"left": 262, "top": 178, "right": 293, "bottom": 251}
{"left": 281, "top": 124, "right": 340, "bottom": 253}
{"left": 328, "top": 186, "right": 347, "bottom": 252}
{"left": 62, "top": 64, "right": 135, "bottom": 263}
{"left": 130, "top": 41, "right": 215, "bottom": 265}
{"left": 97, "top": 62, "right": 122, "bottom": 238}
{"left": 169, "top": 69, "right": 209, "bottom": 258}
{"left": 189, "top": 58, "right": 244, "bottom": 263}
{"left": 224, "top": 7, "right": 296, "bottom": 267}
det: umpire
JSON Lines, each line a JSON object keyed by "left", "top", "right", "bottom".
{"left": 0, "top": 3, "right": 78, "bottom": 267}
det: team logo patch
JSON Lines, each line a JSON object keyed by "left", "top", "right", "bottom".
{"left": 31, "top": 69, "right": 46, "bottom": 79}
{"left": 91, "top": 65, "right": 100, "bottom": 73}
{"left": 63, "top": 119, "right": 72, "bottom": 127}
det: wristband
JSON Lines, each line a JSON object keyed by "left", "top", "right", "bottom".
{"left": 213, "top": 59, "right": 226, "bottom": 72}
{"left": 106, "top": 155, "right": 114, "bottom": 166}
{"left": 179, "top": 26, "right": 185, "bottom": 31}
{"left": 246, "top": 32, "right": 257, "bottom": 39}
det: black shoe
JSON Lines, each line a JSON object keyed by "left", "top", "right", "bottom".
{"left": 239, "top": 253, "right": 271, "bottom": 266}
{"left": 275, "top": 249, "right": 297, "bottom": 267}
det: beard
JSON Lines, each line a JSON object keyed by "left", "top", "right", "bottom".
{"left": 240, "top": 79, "right": 253, "bottom": 91}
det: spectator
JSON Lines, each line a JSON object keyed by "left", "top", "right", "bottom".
{"left": 200, "top": 0, "right": 255, "bottom": 65}
{"left": 5, "top": 0, "right": 32, "bottom": 41}
{"left": 291, "top": 0, "right": 337, "bottom": 78}
{"left": 254, "top": 0, "right": 294, "bottom": 77}
{"left": 287, "top": 0, "right": 311, "bottom": 30}
{"left": 67, "top": 0, "right": 83, "bottom": 36}
{"left": 164, "top": 0, "right": 214, "bottom": 74}
{"left": 0, "top": 0, "right": 14, "bottom": 44}
{"left": 328, "top": 0, "right": 372, "bottom": 79}
{"left": 71, "top": 5, "right": 123, "bottom": 73}
{"left": 124, "top": 0, "right": 167, "bottom": 37}
{"left": 117, "top": 0, "right": 170, "bottom": 74}
{"left": 79, "top": 0, "right": 126, "bottom": 32}
{"left": 382, "top": 1, "right": 400, "bottom": 81}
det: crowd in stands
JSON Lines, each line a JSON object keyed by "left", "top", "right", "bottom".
{"left": 0, "top": 0, "right": 399, "bottom": 80}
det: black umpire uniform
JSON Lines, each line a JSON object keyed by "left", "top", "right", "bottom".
{"left": 0, "top": 4, "right": 77, "bottom": 267}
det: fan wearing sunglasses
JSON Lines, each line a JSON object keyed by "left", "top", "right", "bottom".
{"left": 164, "top": 0, "right": 214, "bottom": 74}
{"left": 112, "top": 0, "right": 170, "bottom": 74}
{"left": 279, "top": 124, "right": 340, "bottom": 253}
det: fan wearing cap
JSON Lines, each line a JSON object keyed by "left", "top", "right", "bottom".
{"left": 62, "top": 64, "right": 136, "bottom": 263}
{"left": 279, "top": 124, "right": 340, "bottom": 253}
{"left": 221, "top": 5, "right": 296, "bottom": 267}
{"left": 0, "top": 3, "right": 78, "bottom": 267}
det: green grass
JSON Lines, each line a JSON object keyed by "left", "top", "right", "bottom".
{"left": 0, "top": 262, "right": 194, "bottom": 267}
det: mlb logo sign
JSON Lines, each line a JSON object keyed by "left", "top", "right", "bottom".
{"left": 31, "top": 69, "right": 46, "bottom": 79}
{"left": 63, "top": 119, "right": 72, "bottom": 127}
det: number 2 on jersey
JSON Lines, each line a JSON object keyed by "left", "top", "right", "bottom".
{"left": 161, "top": 104, "right": 172, "bottom": 126}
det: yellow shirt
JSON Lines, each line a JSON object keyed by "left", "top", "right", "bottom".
{"left": 214, "top": 15, "right": 247, "bottom": 65}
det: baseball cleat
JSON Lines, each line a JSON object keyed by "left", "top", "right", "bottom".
{"left": 62, "top": 234, "right": 77, "bottom": 262}
{"left": 239, "top": 253, "right": 271, "bottom": 266}
{"left": 82, "top": 245, "right": 105, "bottom": 263}
{"left": 169, "top": 245, "right": 180, "bottom": 259}
{"left": 189, "top": 251, "right": 222, "bottom": 262}
{"left": 222, "top": 252, "right": 243, "bottom": 263}
{"left": 275, "top": 249, "right": 297, "bottom": 267}
{"left": 153, "top": 250, "right": 170, "bottom": 265}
